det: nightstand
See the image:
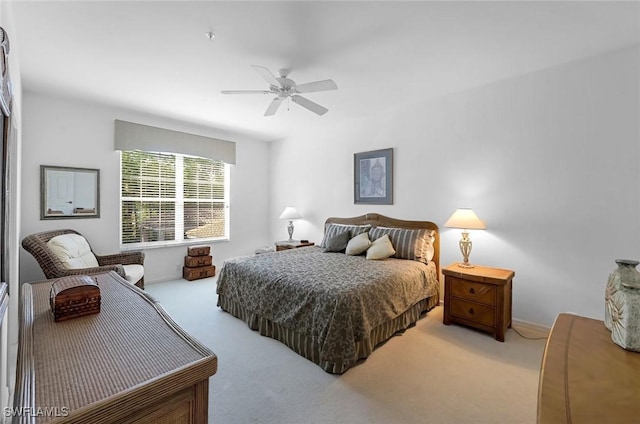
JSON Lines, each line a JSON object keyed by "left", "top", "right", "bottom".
{"left": 442, "top": 263, "right": 514, "bottom": 342}
{"left": 274, "top": 240, "right": 315, "bottom": 251}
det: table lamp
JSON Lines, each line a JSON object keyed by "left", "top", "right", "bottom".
{"left": 444, "top": 208, "right": 486, "bottom": 268}
{"left": 279, "top": 206, "right": 301, "bottom": 241}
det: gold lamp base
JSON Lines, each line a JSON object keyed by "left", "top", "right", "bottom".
{"left": 287, "top": 220, "right": 295, "bottom": 242}
{"left": 457, "top": 231, "right": 475, "bottom": 268}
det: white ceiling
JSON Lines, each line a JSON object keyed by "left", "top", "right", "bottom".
{"left": 10, "top": 1, "right": 640, "bottom": 142}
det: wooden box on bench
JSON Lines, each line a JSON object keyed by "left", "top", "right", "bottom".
{"left": 49, "top": 275, "right": 101, "bottom": 322}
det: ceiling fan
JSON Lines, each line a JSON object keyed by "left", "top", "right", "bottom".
{"left": 221, "top": 65, "right": 338, "bottom": 116}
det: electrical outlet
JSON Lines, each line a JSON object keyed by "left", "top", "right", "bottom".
{"left": 176, "top": 264, "right": 181, "bottom": 272}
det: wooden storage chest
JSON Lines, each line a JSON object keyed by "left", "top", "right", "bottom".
{"left": 184, "top": 255, "right": 213, "bottom": 267}
{"left": 183, "top": 245, "right": 215, "bottom": 281}
{"left": 183, "top": 265, "right": 216, "bottom": 281}
{"left": 49, "top": 275, "right": 101, "bottom": 322}
{"left": 187, "top": 245, "right": 210, "bottom": 256}
{"left": 183, "top": 245, "right": 214, "bottom": 281}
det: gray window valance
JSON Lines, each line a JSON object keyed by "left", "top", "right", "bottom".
{"left": 114, "top": 119, "right": 236, "bottom": 165}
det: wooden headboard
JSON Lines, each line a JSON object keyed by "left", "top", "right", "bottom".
{"left": 325, "top": 213, "right": 440, "bottom": 276}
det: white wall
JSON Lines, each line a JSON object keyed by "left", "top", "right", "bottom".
{"left": 20, "top": 92, "right": 271, "bottom": 284}
{"left": 270, "top": 45, "right": 640, "bottom": 327}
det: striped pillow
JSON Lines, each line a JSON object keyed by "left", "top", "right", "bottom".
{"left": 320, "top": 223, "right": 371, "bottom": 248}
{"left": 368, "top": 226, "right": 435, "bottom": 263}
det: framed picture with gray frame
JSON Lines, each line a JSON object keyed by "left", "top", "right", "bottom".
{"left": 40, "top": 165, "right": 100, "bottom": 219}
{"left": 354, "top": 148, "right": 393, "bottom": 205}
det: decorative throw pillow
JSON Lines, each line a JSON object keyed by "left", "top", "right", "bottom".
{"left": 320, "top": 223, "right": 371, "bottom": 248}
{"left": 323, "top": 230, "right": 351, "bottom": 253}
{"left": 368, "top": 227, "right": 435, "bottom": 263}
{"left": 345, "top": 232, "right": 372, "bottom": 256}
{"left": 366, "top": 234, "right": 396, "bottom": 260}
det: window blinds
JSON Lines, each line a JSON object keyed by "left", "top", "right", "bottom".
{"left": 182, "top": 156, "right": 227, "bottom": 239}
{"left": 121, "top": 151, "right": 177, "bottom": 244}
{"left": 121, "top": 151, "right": 228, "bottom": 245}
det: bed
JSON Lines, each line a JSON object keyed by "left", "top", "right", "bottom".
{"left": 216, "top": 213, "right": 440, "bottom": 374}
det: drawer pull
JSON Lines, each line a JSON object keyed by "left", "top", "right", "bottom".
{"left": 468, "top": 308, "right": 475, "bottom": 315}
{"left": 469, "top": 288, "right": 476, "bottom": 294}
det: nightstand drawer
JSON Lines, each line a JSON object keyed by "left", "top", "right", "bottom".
{"left": 450, "top": 298, "right": 495, "bottom": 327}
{"left": 449, "top": 277, "right": 496, "bottom": 306}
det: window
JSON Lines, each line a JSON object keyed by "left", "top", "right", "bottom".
{"left": 120, "top": 150, "right": 229, "bottom": 247}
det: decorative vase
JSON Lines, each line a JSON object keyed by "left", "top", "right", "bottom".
{"left": 606, "top": 259, "right": 640, "bottom": 352}
{"left": 605, "top": 259, "right": 640, "bottom": 331}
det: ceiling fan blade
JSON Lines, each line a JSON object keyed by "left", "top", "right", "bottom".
{"left": 291, "top": 95, "right": 329, "bottom": 116}
{"left": 221, "top": 90, "right": 272, "bottom": 95}
{"left": 252, "top": 65, "right": 280, "bottom": 87}
{"left": 264, "top": 97, "right": 284, "bottom": 116}
{"left": 295, "top": 79, "right": 338, "bottom": 93}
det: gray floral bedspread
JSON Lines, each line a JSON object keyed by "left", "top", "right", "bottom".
{"left": 216, "top": 246, "right": 438, "bottom": 363}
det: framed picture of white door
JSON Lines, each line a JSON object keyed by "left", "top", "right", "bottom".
{"left": 40, "top": 165, "right": 100, "bottom": 219}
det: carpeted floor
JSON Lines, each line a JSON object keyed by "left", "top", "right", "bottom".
{"left": 146, "top": 277, "right": 547, "bottom": 424}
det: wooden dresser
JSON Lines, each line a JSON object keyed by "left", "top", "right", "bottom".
{"left": 538, "top": 313, "right": 640, "bottom": 423}
{"left": 13, "top": 271, "right": 217, "bottom": 423}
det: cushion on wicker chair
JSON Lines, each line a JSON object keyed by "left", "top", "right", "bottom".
{"left": 123, "top": 264, "right": 144, "bottom": 285}
{"left": 47, "top": 234, "right": 99, "bottom": 269}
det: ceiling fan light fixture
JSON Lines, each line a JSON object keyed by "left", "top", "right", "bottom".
{"left": 221, "top": 65, "right": 337, "bottom": 116}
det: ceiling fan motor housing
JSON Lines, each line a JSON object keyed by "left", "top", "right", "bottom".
{"left": 276, "top": 77, "right": 295, "bottom": 90}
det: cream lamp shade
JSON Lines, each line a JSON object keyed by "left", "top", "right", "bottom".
{"left": 279, "top": 206, "right": 301, "bottom": 241}
{"left": 444, "top": 208, "right": 486, "bottom": 268}
{"left": 279, "top": 206, "right": 301, "bottom": 220}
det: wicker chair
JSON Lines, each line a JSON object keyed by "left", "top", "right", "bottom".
{"left": 22, "top": 229, "right": 145, "bottom": 289}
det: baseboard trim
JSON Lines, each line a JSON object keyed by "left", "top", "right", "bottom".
{"left": 512, "top": 318, "right": 550, "bottom": 339}
{"left": 146, "top": 275, "right": 218, "bottom": 285}
{"left": 146, "top": 274, "right": 183, "bottom": 285}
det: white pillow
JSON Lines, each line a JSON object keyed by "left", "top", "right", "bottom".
{"left": 47, "top": 234, "right": 99, "bottom": 269}
{"left": 345, "top": 232, "right": 371, "bottom": 256}
{"left": 366, "top": 234, "right": 396, "bottom": 260}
